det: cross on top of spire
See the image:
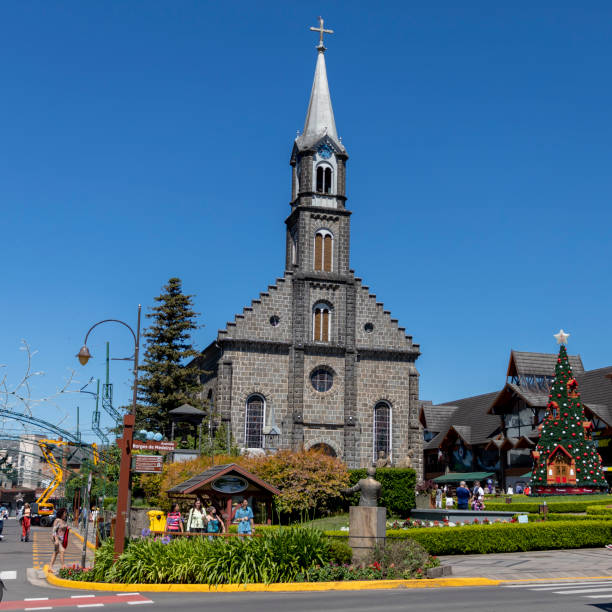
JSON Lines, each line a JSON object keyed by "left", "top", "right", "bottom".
{"left": 310, "top": 16, "right": 333, "bottom": 51}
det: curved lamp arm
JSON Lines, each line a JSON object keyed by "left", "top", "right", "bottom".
{"left": 83, "top": 319, "right": 136, "bottom": 346}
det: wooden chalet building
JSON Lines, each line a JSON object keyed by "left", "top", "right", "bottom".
{"left": 421, "top": 350, "right": 612, "bottom": 488}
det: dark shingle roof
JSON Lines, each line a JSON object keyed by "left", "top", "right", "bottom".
{"left": 508, "top": 351, "right": 584, "bottom": 377}
{"left": 167, "top": 464, "right": 231, "bottom": 494}
{"left": 425, "top": 391, "right": 502, "bottom": 449}
{"left": 420, "top": 404, "right": 459, "bottom": 432}
{"left": 578, "top": 366, "right": 612, "bottom": 426}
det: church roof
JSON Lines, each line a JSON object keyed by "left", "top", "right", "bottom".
{"left": 295, "top": 47, "right": 344, "bottom": 152}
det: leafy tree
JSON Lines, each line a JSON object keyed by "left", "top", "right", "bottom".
{"left": 137, "top": 278, "right": 202, "bottom": 436}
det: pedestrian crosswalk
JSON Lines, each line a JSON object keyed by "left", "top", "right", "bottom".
{"left": 32, "top": 530, "right": 83, "bottom": 570}
{"left": 504, "top": 579, "right": 612, "bottom": 600}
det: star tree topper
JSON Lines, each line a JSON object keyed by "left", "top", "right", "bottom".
{"left": 554, "top": 329, "right": 570, "bottom": 345}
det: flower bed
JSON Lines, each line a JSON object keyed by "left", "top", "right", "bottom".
{"left": 296, "top": 539, "right": 438, "bottom": 582}
{"left": 387, "top": 517, "right": 516, "bottom": 529}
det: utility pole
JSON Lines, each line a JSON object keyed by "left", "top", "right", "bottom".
{"left": 80, "top": 470, "right": 93, "bottom": 568}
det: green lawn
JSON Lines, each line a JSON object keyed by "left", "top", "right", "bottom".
{"left": 302, "top": 514, "right": 349, "bottom": 531}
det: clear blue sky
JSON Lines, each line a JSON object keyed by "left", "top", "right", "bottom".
{"left": 2, "top": 2, "right": 611, "bottom": 441}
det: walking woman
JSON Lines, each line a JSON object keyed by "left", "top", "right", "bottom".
{"left": 185, "top": 499, "right": 206, "bottom": 535}
{"left": 165, "top": 503, "right": 184, "bottom": 536}
{"left": 49, "top": 508, "right": 69, "bottom": 572}
{"left": 21, "top": 503, "right": 31, "bottom": 542}
{"left": 205, "top": 506, "right": 225, "bottom": 540}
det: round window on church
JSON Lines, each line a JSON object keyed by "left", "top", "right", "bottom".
{"left": 269, "top": 315, "right": 280, "bottom": 327}
{"left": 311, "top": 368, "right": 333, "bottom": 393}
{"left": 364, "top": 322, "right": 374, "bottom": 333}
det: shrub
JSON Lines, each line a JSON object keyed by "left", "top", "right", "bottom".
{"left": 586, "top": 505, "right": 612, "bottom": 515}
{"left": 485, "top": 499, "right": 610, "bottom": 513}
{"left": 152, "top": 450, "right": 350, "bottom": 516}
{"left": 387, "top": 520, "right": 612, "bottom": 555}
{"left": 345, "top": 468, "right": 416, "bottom": 515}
{"left": 371, "top": 538, "right": 439, "bottom": 578}
{"left": 328, "top": 538, "right": 352, "bottom": 564}
{"left": 527, "top": 513, "right": 612, "bottom": 522}
{"left": 92, "top": 527, "right": 329, "bottom": 585}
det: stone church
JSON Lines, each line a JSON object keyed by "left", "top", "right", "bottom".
{"left": 195, "top": 31, "right": 423, "bottom": 472}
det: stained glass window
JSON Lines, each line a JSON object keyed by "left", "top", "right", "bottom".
{"left": 245, "top": 395, "right": 264, "bottom": 449}
{"left": 374, "top": 402, "right": 391, "bottom": 461}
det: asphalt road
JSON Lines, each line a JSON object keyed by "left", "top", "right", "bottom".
{"left": 1, "top": 520, "right": 612, "bottom": 611}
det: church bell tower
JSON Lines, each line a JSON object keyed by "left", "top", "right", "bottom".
{"left": 286, "top": 18, "right": 350, "bottom": 276}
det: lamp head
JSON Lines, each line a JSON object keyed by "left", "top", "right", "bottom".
{"left": 76, "top": 345, "right": 92, "bottom": 366}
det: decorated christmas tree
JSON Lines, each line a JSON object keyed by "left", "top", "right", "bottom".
{"left": 530, "top": 329, "right": 606, "bottom": 495}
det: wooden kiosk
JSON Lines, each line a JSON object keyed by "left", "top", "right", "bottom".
{"left": 166, "top": 463, "right": 280, "bottom": 530}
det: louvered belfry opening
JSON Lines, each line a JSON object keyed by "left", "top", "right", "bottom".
{"left": 314, "top": 231, "right": 332, "bottom": 272}
{"left": 313, "top": 305, "right": 330, "bottom": 342}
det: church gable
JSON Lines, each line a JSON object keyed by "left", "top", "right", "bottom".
{"left": 218, "top": 273, "right": 293, "bottom": 344}
{"left": 354, "top": 279, "right": 416, "bottom": 351}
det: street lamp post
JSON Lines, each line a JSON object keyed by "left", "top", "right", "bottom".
{"left": 76, "top": 305, "right": 141, "bottom": 558}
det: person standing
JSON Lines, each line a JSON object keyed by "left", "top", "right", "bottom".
{"left": 456, "top": 481, "right": 471, "bottom": 510}
{"left": 186, "top": 499, "right": 206, "bottom": 535}
{"left": 21, "top": 503, "right": 31, "bottom": 542}
{"left": 233, "top": 498, "right": 254, "bottom": 536}
{"left": 471, "top": 481, "right": 485, "bottom": 510}
{"left": 49, "top": 508, "right": 69, "bottom": 572}
{"left": 166, "top": 503, "right": 184, "bottom": 535}
{"left": 435, "top": 485, "right": 443, "bottom": 509}
{"left": 205, "top": 506, "right": 225, "bottom": 540}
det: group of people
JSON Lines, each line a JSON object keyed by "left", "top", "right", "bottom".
{"left": 164, "top": 498, "right": 254, "bottom": 537}
{"left": 435, "top": 481, "right": 487, "bottom": 510}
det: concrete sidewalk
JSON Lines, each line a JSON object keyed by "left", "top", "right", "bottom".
{"left": 439, "top": 547, "right": 612, "bottom": 580}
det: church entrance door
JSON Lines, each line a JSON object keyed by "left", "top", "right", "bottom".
{"left": 310, "top": 443, "right": 337, "bottom": 457}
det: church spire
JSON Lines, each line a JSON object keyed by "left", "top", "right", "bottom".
{"left": 296, "top": 17, "right": 344, "bottom": 152}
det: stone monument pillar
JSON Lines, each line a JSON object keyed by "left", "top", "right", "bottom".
{"left": 342, "top": 466, "right": 386, "bottom": 565}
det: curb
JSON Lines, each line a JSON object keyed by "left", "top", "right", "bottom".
{"left": 43, "top": 566, "right": 500, "bottom": 592}
{"left": 70, "top": 529, "right": 96, "bottom": 552}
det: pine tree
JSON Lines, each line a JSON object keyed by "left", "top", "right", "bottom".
{"left": 531, "top": 337, "right": 605, "bottom": 493}
{"left": 137, "top": 278, "right": 202, "bottom": 436}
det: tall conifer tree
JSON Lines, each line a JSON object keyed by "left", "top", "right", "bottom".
{"left": 137, "top": 278, "right": 201, "bottom": 435}
{"left": 531, "top": 331, "right": 605, "bottom": 493}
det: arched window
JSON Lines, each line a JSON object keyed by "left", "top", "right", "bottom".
{"left": 314, "top": 230, "right": 332, "bottom": 272}
{"left": 373, "top": 402, "right": 391, "bottom": 462}
{"left": 316, "top": 166, "right": 324, "bottom": 192}
{"left": 324, "top": 167, "right": 332, "bottom": 193}
{"left": 313, "top": 303, "right": 331, "bottom": 342}
{"left": 316, "top": 165, "right": 333, "bottom": 194}
{"left": 245, "top": 395, "right": 265, "bottom": 449}
{"left": 290, "top": 228, "right": 298, "bottom": 265}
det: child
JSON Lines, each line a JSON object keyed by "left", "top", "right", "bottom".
{"left": 445, "top": 494, "right": 454, "bottom": 509}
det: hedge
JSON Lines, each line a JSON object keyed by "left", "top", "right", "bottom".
{"left": 346, "top": 468, "right": 416, "bottom": 515}
{"left": 326, "top": 520, "right": 612, "bottom": 555}
{"left": 485, "top": 499, "right": 611, "bottom": 513}
{"left": 527, "top": 512, "right": 612, "bottom": 522}
{"left": 586, "top": 505, "right": 612, "bottom": 516}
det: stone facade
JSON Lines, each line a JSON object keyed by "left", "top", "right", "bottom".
{"left": 192, "top": 44, "right": 423, "bottom": 473}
